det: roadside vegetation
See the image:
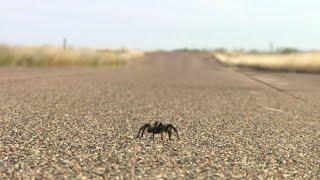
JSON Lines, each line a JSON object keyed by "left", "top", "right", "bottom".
{"left": 213, "top": 48, "right": 320, "bottom": 73}
{"left": 0, "top": 44, "right": 143, "bottom": 67}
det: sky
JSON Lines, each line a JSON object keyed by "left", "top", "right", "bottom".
{"left": 0, "top": 0, "right": 320, "bottom": 50}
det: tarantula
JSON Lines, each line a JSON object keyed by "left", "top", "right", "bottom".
{"left": 136, "top": 121, "right": 180, "bottom": 140}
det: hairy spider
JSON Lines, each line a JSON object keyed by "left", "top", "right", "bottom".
{"left": 136, "top": 121, "right": 180, "bottom": 140}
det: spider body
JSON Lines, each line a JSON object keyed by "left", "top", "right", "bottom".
{"left": 136, "top": 121, "right": 180, "bottom": 140}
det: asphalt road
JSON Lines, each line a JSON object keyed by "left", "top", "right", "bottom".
{"left": 0, "top": 51, "right": 319, "bottom": 179}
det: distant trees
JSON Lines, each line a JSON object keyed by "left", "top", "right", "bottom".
{"left": 276, "top": 47, "right": 300, "bottom": 54}
{"left": 213, "top": 47, "right": 302, "bottom": 55}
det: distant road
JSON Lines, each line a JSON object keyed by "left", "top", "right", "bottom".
{"left": 0, "top": 51, "right": 319, "bottom": 178}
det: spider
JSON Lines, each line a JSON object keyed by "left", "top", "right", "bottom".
{"left": 136, "top": 121, "right": 180, "bottom": 140}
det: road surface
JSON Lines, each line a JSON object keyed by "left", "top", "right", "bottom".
{"left": 0, "top": 51, "right": 319, "bottom": 178}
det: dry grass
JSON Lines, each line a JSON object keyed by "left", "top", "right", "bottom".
{"left": 0, "top": 44, "right": 144, "bottom": 67}
{"left": 214, "top": 52, "right": 320, "bottom": 72}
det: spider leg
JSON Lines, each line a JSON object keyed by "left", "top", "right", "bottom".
{"left": 158, "top": 123, "right": 164, "bottom": 140}
{"left": 136, "top": 124, "right": 149, "bottom": 138}
{"left": 141, "top": 124, "right": 151, "bottom": 138}
{"left": 136, "top": 124, "right": 146, "bottom": 138}
{"left": 165, "top": 125, "right": 172, "bottom": 140}
{"left": 168, "top": 130, "right": 172, "bottom": 140}
{"left": 168, "top": 124, "right": 180, "bottom": 140}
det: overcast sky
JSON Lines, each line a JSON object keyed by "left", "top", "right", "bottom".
{"left": 1, "top": 0, "right": 319, "bottom": 50}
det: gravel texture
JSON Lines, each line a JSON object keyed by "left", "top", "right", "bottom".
{"left": 0, "top": 51, "right": 319, "bottom": 179}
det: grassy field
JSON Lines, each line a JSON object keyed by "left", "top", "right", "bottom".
{"left": 0, "top": 44, "right": 144, "bottom": 67}
{"left": 214, "top": 52, "right": 320, "bottom": 73}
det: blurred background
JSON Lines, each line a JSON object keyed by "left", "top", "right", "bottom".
{"left": 1, "top": 0, "right": 319, "bottom": 51}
